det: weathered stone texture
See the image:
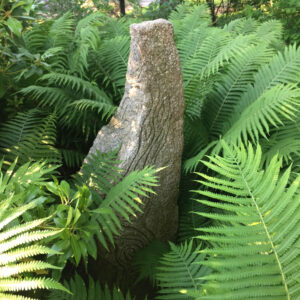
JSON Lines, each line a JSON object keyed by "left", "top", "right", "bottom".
{"left": 86, "top": 19, "right": 184, "bottom": 279}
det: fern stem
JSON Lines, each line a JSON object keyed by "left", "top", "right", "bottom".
{"left": 236, "top": 158, "right": 290, "bottom": 299}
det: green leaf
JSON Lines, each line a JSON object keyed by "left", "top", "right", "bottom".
{"left": 5, "top": 18, "right": 23, "bottom": 37}
{"left": 70, "top": 236, "right": 81, "bottom": 266}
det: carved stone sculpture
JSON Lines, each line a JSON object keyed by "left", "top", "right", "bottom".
{"left": 86, "top": 19, "right": 184, "bottom": 294}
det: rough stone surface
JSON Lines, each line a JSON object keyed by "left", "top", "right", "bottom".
{"left": 86, "top": 19, "right": 184, "bottom": 289}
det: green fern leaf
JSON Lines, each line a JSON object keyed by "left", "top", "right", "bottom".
{"left": 193, "top": 143, "right": 300, "bottom": 299}
{"left": 156, "top": 241, "right": 209, "bottom": 299}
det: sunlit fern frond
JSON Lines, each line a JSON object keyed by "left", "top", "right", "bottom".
{"left": 204, "top": 44, "right": 275, "bottom": 138}
{"left": 230, "top": 44, "right": 300, "bottom": 122}
{"left": 193, "top": 142, "right": 300, "bottom": 299}
{"left": 182, "top": 31, "right": 254, "bottom": 119}
{"left": 222, "top": 84, "right": 300, "bottom": 146}
{"left": 0, "top": 191, "right": 68, "bottom": 299}
{"left": 0, "top": 159, "right": 57, "bottom": 195}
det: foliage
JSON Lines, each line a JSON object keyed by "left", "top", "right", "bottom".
{"left": 0, "top": 10, "right": 130, "bottom": 171}
{"left": 216, "top": 0, "right": 300, "bottom": 45}
{"left": 192, "top": 143, "right": 300, "bottom": 299}
{"left": 45, "top": 150, "right": 159, "bottom": 274}
{"left": 36, "top": 0, "right": 116, "bottom": 19}
{"left": 1, "top": 2, "right": 300, "bottom": 299}
{"left": 133, "top": 240, "right": 170, "bottom": 285}
{"left": 49, "top": 273, "right": 139, "bottom": 300}
{"left": 0, "top": 160, "right": 69, "bottom": 299}
{"left": 155, "top": 241, "right": 209, "bottom": 299}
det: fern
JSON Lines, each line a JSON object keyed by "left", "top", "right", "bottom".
{"left": 133, "top": 240, "right": 170, "bottom": 285}
{"left": 0, "top": 110, "right": 62, "bottom": 167}
{"left": 75, "top": 150, "right": 159, "bottom": 250}
{"left": 95, "top": 36, "right": 130, "bottom": 98}
{"left": 155, "top": 241, "right": 209, "bottom": 299}
{"left": 193, "top": 143, "right": 300, "bottom": 299}
{"left": 0, "top": 164, "right": 69, "bottom": 298}
{"left": 261, "top": 118, "right": 300, "bottom": 165}
{"left": 230, "top": 44, "right": 300, "bottom": 121}
{"left": 223, "top": 84, "right": 300, "bottom": 145}
{"left": 204, "top": 44, "right": 275, "bottom": 138}
{"left": 49, "top": 273, "right": 139, "bottom": 299}
{"left": 171, "top": 5, "right": 211, "bottom": 42}
{"left": 69, "top": 12, "right": 103, "bottom": 76}
{"left": 223, "top": 17, "right": 259, "bottom": 35}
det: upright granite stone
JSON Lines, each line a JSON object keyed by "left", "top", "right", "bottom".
{"left": 86, "top": 19, "right": 184, "bottom": 290}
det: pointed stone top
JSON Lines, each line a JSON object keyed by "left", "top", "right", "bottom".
{"left": 130, "top": 18, "right": 173, "bottom": 36}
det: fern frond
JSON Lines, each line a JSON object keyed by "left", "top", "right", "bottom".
{"left": 77, "top": 150, "right": 158, "bottom": 249}
{"left": 98, "top": 166, "right": 158, "bottom": 220}
{"left": 99, "top": 17, "right": 130, "bottom": 39}
{"left": 95, "top": 36, "right": 130, "bottom": 97}
{"left": 0, "top": 278, "right": 68, "bottom": 293}
{"left": 0, "top": 216, "right": 51, "bottom": 243}
{"left": 60, "top": 149, "right": 85, "bottom": 169}
{"left": 171, "top": 5, "right": 211, "bottom": 41}
{"left": 193, "top": 143, "right": 300, "bottom": 299}
{"left": 49, "top": 12, "right": 74, "bottom": 47}
{"left": 155, "top": 241, "right": 209, "bottom": 299}
{"left": 133, "top": 240, "right": 169, "bottom": 285}
{"left": 205, "top": 44, "right": 275, "bottom": 137}
{"left": 0, "top": 293, "right": 34, "bottom": 300}
{"left": 183, "top": 141, "right": 218, "bottom": 173}
{"left": 0, "top": 110, "right": 61, "bottom": 167}
{"left": 0, "top": 192, "right": 68, "bottom": 297}
{"left": 77, "top": 149, "right": 122, "bottom": 198}
{"left": 0, "top": 160, "right": 57, "bottom": 194}
{"left": 0, "top": 109, "right": 44, "bottom": 149}
{"left": 92, "top": 166, "right": 158, "bottom": 249}
{"left": 255, "top": 19, "right": 283, "bottom": 46}
{"left": 69, "top": 13, "right": 104, "bottom": 76}
{"left": 21, "top": 86, "right": 71, "bottom": 111}
{"left": 0, "top": 245, "right": 59, "bottom": 266}
{"left": 67, "top": 99, "right": 116, "bottom": 123}
{"left": 223, "top": 84, "right": 300, "bottom": 145}
{"left": 0, "top": 261, "right": 60, "bottom": 278}
{"left": 177, "top": 26, "right": 214, "bottom": 66}
{"left": 231, "top": 44, "right": 300, "bottom": 119}
{"left": 223, "top": 17, "right": 259, "bottom": 34}
{"left": 75, "top": 12, "right": 104, "bottom": 36}
{"left": 183, "top": 32, "right": 254, "bottom": 119}
{"left": 262, "top": 119, "right": 300, "bottom": 165}
{"left": 23, "top": 22, "right": 50, "bottom": 53}
{"left": 47, "top": 12, "right": 75, "bottom": 70}
{"left": 38, "top": 73, "right": 112, "bottom": 103}
{"left": 168, "top": 4, "right": 193, "bottom": 24}
{"left": 0, "top": 230, "right": 60, "bottom": 254}
{"left": 49, "top": 273, "right": 138, "bottom": 299}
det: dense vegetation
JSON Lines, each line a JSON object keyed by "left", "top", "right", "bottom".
{"left": 0, "top": 0, "right": 299, "bottom": 299}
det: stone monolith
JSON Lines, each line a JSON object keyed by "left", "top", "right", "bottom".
{"left": 85, "top": 19, "right": 184, "bottom": 293}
